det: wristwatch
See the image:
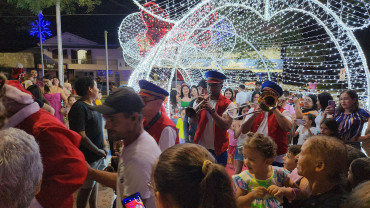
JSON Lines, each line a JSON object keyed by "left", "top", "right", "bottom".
{"left": 209, "top": 108, "right": 215, "bottom": 114}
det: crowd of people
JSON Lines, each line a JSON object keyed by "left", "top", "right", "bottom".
{"left": 1, "top": 68, "right": 370, "bottom": 208}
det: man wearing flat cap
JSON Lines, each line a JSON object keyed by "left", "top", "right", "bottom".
{"left": 190, "top": 70, "right": 236, "bottom": 167}
{"left": 238, "top": 81, "right": 292, "bottom": 167}
{"left": 139, "top": 80, "right": 179, "bottom": 151}
{"left": 88, "top": 87, "right": 161, "bottom": 208}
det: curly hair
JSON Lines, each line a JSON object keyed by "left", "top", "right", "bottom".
{"left": 243, "top": 132, "right": 277, "bottom": 159}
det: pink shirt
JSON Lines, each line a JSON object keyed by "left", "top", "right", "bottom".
{"left": 289, "top": 168, "right": 303, "bottom": 184}
{"left": 283, "top": 104, "right": 295, "bottom": 115}
{"left": 227, "top": 129, "right": 238, "bottom": 146}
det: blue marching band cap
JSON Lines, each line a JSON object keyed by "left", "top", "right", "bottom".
{"left": 138, "top": 80, "right": 169, "bottom": 98}
{"left": 205, "top": 70, "right": 227, "bottom": 83}
{"left": 261, "top": 81, "right": 283, "bottom": 96}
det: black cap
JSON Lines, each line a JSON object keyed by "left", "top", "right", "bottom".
{"left": 197, "top": 79, "right": 207, "bottom": 89}
{"left": 255, "top": 81, "right": 262, "bottom": 85}
{"left": 91, "top": 87, "right": 144, "bottom": 115}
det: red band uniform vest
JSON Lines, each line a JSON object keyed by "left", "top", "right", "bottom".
{"left": 194, "top": 94, "right": 231, "bottom": 156}
{"left": 251, "top": 107, "right": 288, "bottom": 155}
{"left": 144, "top": 112, "right": 179, "bottom": 144}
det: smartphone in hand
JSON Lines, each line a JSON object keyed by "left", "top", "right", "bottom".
{"left": 328, "top": 100, "right": 335, "bottom": 109}
{"left": 122, "top": 192, "right": 146, "bottom": 208}
{"left": 295, "top": 119, "right": 306, "bottom": 125}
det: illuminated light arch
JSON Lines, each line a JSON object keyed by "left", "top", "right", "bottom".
{"left": 121, "top": 0, "right": 370, "bottom": 109}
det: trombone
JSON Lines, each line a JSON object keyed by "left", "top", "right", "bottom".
{"left": 227, "top": 92, "right": 286, "bottom": 119}
{"left": 226, "top": 103, "right": 262, "bottom": 119}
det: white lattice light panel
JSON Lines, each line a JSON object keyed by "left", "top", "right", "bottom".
{"left": 118, "top": 0, "right": 370, "bottom": 107}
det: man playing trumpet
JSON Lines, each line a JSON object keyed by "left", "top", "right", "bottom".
{"left": 237, "top": 81, "right": 292, "bottom": 167}
{"left": 189, "top": 70, "right": 236, "bottom": 167}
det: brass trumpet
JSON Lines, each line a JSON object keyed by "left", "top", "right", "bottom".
{"left": 227, "top": 90, "right": 284, "bottom": 119}
{"left": 185, "top": 93, "right": 210, "bottom": 118}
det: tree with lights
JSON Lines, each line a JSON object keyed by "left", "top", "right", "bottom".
{"left": 6, "top": 0, "right": 101, "bottom": 84}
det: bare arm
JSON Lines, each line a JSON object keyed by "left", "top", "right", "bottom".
{"left": 42, "top": 103, "right": 55, "bottom": 115}
{"left": 79, "top": 131, "right": 106, "bottom": 157}
{"left": 210, "top": 110, "right": 232, "bottom": 130}
{"left": 291, "top": 128, "right": 299, "bottom": 138}
{"left": 235, "top": 187, "right": 253, "bottom": 208}
{"left": 294, "top": 98, "right": 303, "bottom": 119}
{"left": 272, "top": 109, "right": 292, "bottom": 132}
{"left": 59, "top": 87, "right": 68, "bottom": 104}
{"left": 240, "top": 113, "right": 259, "bottom": 134}
{"left": 87, "top": 165, "right": 117, "bottom": 189}
{"left": 236, "top": 186, "right": 266, "bottom": 208}
{"left": 235, "top": 120, "right": 243, "bottom": 138}
{"left": 359, "top": 118, "right": 370, "bottom": 141}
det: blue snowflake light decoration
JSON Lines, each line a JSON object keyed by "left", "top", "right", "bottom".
{"left": 30, "top": 12, "right": 52, "bottom": 43}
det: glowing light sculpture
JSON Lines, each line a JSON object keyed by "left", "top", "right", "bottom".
{"left": 119, "top": 0, "right": 370, "bottom": 109}
{"left": 30, "top": 12, "right": 52, "bottom": 43}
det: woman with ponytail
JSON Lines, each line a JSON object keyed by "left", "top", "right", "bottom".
{"left": 151, "top": 143, "right": 236, "bottom": 208}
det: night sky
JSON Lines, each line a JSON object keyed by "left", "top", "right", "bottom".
{"left": 0, "top": 0, "right": 369, "bottom": 65}
{"left": 0, "top": 0, "right": 139, "bottom": 51}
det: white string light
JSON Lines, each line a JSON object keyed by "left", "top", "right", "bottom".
{"left": 118, "top": 0, "right": 370, "bottom": 109}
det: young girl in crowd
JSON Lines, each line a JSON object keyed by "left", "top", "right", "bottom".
{"left": 234, "top": 105, "right": 251, "bottom": 174}
{"left": 227, "top": 121, "right": 240, "bottom": 169}
{"left": 319, "top": 118, "right": 340, "bottom": 139}
{"left": 348, "top": 158, "right": 370, "bottom": 190}
{"left": 180, "top": 85, "right": 192, "bottom": 108}
{"left": 283, "top": 145, "right": 301, "bottom": 173}
{"left": 224, "top": 88, "right": 234, "bottom": 101}
{"left": 152, "top": 144, "right": 236, "bottom": 208}
{"left": 283, "top": 145, "right": 309, "bottom": 190}
{"left": 60, "top": 95, "right": 77, "bottom": 128}
{"left": 176, "top": 108, "right": 186, "bottom": 144}
{"left": 233, "top": 132, "right": 298, "bottom": 208}
{"left": 291, "top": 114, "right": 316, "bottom": 145}
{"left": 315, "top": 92, "right": 333, "bottom": 134}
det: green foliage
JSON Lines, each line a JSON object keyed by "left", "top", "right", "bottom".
{"left": 6, "top": 0, "right": 101, "bottom": 14}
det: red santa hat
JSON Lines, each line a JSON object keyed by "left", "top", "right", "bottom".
{"left": 11, "top": 63, "right": 25, "bottom": 81}
{"left": 4, "top": 80, "right": 34, "bottom": 104}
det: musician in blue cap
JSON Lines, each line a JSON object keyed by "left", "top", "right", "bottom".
{"left": 190, "top": 70, "right": 236, "bottom": 167}
{"left": 238, "top": 81, "right": 292, "bottom": 167}
{"left": 138, "top": 80, "right": 179, "bottom": 151}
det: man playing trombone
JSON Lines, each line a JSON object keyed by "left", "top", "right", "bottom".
{"left": 236, "top": 81, "right": 292, "bottom": 167}
{"left": 188, "top": 70, "right": 236, "bottom": 167}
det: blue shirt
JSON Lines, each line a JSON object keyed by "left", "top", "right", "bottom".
{"left": 334, "top": 108, "right": 370, "bottom": 141}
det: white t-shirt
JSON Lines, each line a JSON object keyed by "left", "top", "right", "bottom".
{"left": 296, "top": 126, "right": 315, "bottom": 145}
{"left": 159, "top": 126, "right": 177, "bottom": 152}
{"left": 194, "top": 99, "right": 235, "bottom": 150}
{"left": 245, "top": 91, "right": 253, "bottom": 103}
{"left": 236, "top": 91, "right": 248, "bottom": 105}
{"left": 314, "top": 110, "right": 323, "bottom": 135}
{"left": 116, "top": 131, "right": 161, "bottom": 208}
{"left": 243, "top": 107, "right": 292, "bottom": 162}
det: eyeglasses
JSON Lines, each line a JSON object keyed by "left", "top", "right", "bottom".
{"left": 304, "top": 98, "right": 312, "bottom": 102}
{"left": 141, "top": 97, "right": 160, "bottom": 104}
{"left": 147, "top": 181, "right": 156, "bottom": 196}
